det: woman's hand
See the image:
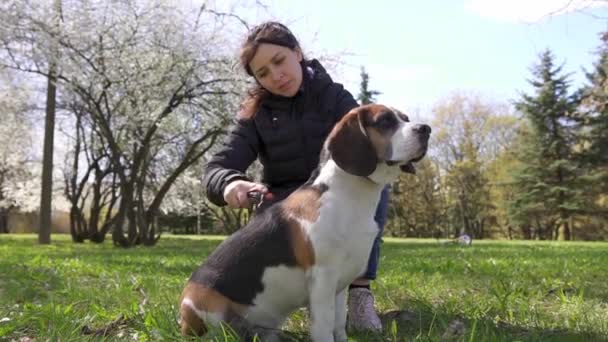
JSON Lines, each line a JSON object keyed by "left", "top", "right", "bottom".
{"left": 223, "top": 180, "right": 270, "bottom": 209}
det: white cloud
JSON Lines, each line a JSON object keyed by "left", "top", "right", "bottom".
{"left": 465, "top": 0, "right": 608, "bottom": 23}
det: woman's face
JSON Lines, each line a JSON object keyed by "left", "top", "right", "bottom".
{"left": 249, "top": 43, "right": 303, "bottom": 97}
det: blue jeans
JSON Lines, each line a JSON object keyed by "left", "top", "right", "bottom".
{"left": 362, "top": 185, "right": 390, "bottom": 280}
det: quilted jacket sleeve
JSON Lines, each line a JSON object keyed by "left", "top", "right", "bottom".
{"left": 202, "top": 118, "right": 260, "bottom": 206}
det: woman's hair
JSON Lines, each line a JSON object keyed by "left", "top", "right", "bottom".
{"left": 238, "top": 21, "right": 303, "bottom": 119}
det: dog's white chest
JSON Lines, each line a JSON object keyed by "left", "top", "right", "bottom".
{"left": 244, "top": 216, "right": 377, "bottom": 328}
{"left": 317, "top": 219, "right": 378, "bottom": 290}
{"left": 245, "top": 265, "right": 308, "bottom": 327}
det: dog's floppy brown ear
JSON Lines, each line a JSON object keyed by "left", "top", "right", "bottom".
{"left": 327, "top": 110, "right": 378, "bottom": 177}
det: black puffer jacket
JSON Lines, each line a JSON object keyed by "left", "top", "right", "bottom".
{"left": 203, "top": 59, "right": 358, "bottom": 209}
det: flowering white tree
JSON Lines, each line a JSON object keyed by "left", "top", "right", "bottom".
{"left": 0, "top": 0, "right": 252, "bottom": 245}
{"left": 0, "top": 69, "right": 39, "bottom": 233}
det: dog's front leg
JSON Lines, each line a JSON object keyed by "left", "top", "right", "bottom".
{"left": 333, "top": 289, "right": 347, "bottom": 342}
{"left": 308, "top": 266, "right": 337, "bottom": 342}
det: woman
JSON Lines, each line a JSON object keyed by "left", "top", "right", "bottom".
{"left": 203, "top": 21, "right": 388, "bottom": 332}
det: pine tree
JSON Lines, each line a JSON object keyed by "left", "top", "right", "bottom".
{"left": 577, "top": 32, "right": 608, "bottom": 194}
{"left": 357, "top": 66, "right": 381, "bottom": 105}
{"left": 509, "top": 50, "right": 580, "bottom": 240}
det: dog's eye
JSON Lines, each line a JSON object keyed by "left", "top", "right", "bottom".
{"left": 397, "top": 112, "right": 410, "bottom": 122}
{"left": 374, "top": 113, "right": 397, "bottom": 130}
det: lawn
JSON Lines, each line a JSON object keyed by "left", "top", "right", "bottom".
{"left": 1, "top": 234, "right": 607, "bottom": 341}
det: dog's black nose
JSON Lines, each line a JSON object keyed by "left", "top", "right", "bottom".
{"left": 413, "top": 124, "right": 431, "bottom": 135}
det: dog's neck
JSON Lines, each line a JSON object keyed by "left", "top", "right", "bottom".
{"left": 313, "top": 159, "right": 385, "bottom": 197}
{"left": 304, "top": 159, "right": 386, "bottom": 233}
{"left": 313, "top": 145, "right": 401, "bottom": 188}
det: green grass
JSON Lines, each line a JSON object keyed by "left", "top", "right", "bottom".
{"left": 1, "top": 234, "right": 607, "bottom": 341}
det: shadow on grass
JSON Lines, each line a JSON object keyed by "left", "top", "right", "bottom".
{"left": 174, "top": 304, "right": 605, "bottom": 342}
{"left": 373, "top": 300, "right": 607, "bottom": 342}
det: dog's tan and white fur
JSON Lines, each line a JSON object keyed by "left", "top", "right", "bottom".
{"left": 180, "top": 104, "right": 431, "bottom": 341}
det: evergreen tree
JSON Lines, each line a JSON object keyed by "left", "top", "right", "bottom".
{"left": 509, "top": 50, "right": 580, "bottom": 240}
{"left": 577, "top": 32, "right": 608, "bottom": 195}
{"left": 357, "top": 66, "right": 381, "bottom": 105}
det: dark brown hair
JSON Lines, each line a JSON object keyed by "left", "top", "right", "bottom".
{"left": 238, "top": 21, "right": 303, "bottom": 119}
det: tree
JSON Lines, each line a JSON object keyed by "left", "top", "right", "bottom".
{"left": 444, "top": 120, "right": 492, "bottom": 238}
{"left": 509, "top": 50, "right": 581, "bottom": 240}
{"left": 577, "top": 32, "right": 608, "bottom": 198}
{"left": 357, "top": 66, "right": 381, "bottom": 105}
{"left": 568, "top": 31, "right": 608, "bottom": 238}
{"left": 431, "top": 93, "right": 512, "bottom": 238}
{"left": 387, "top": 158, "right": 446, "bottom": 238}
{"left": 1, "top": 0, "right": 249, "bottom": 246}
{"left": 61, "top": 101, "right": 118, "bottom": 242}
{"left": 38, "top": 0, "right": 62, "bottom": 244}
{"left": 158, "top": 169, "right": 215, "bottom": 234}
{"left": 0, "top": 69, "right": 38, "bottom": 233}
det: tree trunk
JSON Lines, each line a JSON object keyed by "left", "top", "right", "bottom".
{"left": 39, "top": 61, "right": 57, "bottom": 245}
{"left": 521, "top": 224, "right": 532, "bottom": 240}
{"left": 0, "top": 208, "right": 9, "bottom": 234}
{"left": 563, "top": 221, "right": 571, "bottom": 241}
{"left": 112, "top": 203, "right": 130, "bottom": 247}
{"left": 69, "top": 206, "right": 85, "bottom": 242}
{"left": 95, "top": 177, "right": 118, "bottom": 243}
{"left": 38, "top": 0, "right": 62, "bottom": 245}
{"left": 112, "top": 179, "right": 138, "bottom": 247}
{"left": 87, "top": 159, "right": 108, "bottom": 240}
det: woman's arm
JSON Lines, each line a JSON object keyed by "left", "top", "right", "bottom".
{"left": 202, "top": 118, "right": 260, "bottom": 206}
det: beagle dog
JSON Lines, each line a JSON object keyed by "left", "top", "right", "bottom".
{"left": 180, "top": 104, "right": 431, "bottom": 341}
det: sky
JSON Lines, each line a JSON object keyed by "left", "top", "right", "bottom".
{"left": 233, "top": 0, "right": 608, "bottom": 114}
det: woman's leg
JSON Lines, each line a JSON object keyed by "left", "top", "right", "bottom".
{"left": 347, "top": 185, "right": 390, "bottom": 331}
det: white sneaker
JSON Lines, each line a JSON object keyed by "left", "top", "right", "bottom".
{"left": 347, "top": 287, "right": 382, "bottom": 332}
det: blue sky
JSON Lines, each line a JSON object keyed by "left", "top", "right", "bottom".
{"left": 242, "top": 0, "right": 608, "bottom": 113}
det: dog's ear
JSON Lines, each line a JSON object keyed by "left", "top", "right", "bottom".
{"left": 327, "top": 109, "right": 378, "bottom": 177}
